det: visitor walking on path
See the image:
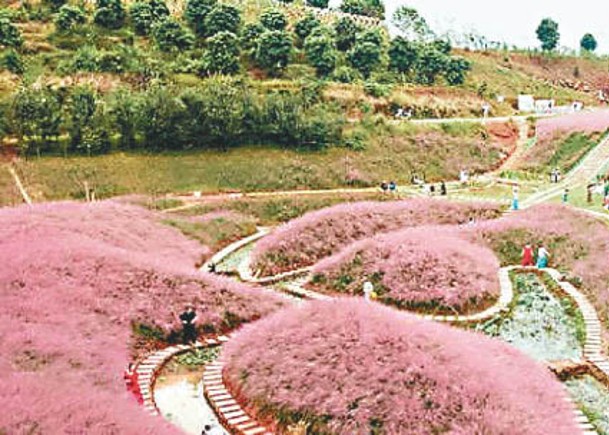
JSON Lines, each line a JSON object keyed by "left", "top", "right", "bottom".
{"left": 440, "top": 181, "right": 447, "bottom": 196}
{"left": 380, "top": 181, "right": 389, "bottom": 194}
{"left": 179, "top": 304, "right": 198, "bottom": 344}
{"left": 587, "top": 184, "right": 594, "bottom": 204}
{"left": 363, "top": 281, "right": 375, "bottom": 302}
{"left": 562, "top": 188, "right": 569, "bottom": 204}
{"left": 512, "top": 185, "right": 519, "bottom": 210}
{"left": 389, "top": 180, "right": 397, "bottom": 194}
{"left": 521, "top": 244, "right": 535, "bottom": 267}
{"left": 536, "top": 246, "right": 550, "bottom": 269}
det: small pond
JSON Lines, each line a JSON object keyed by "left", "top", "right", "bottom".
{"left": 154, "top": 348, "right": 227, "bottom": 435}
{"left": 476, "top": 273, "right": 584, "bottom": 362}
{"left": 565, "top": 375, "right": 609, "bottom": 434}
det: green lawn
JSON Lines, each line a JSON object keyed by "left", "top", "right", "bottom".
{"left": 9, "top": 122, "right": 514, "bottom": 206}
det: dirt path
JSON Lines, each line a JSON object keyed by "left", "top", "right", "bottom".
{"left": 6, "top": 164, "right": 32, "bottom": 205}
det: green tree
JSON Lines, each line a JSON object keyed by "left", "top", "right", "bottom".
{"left": 415, "top": 45, "right": 447, "bottom": 84}
{"left": 392, "top": 6, "right": 430, "bottom": 41}
{"left": 255, "top": 30, "right": 292, "bottom": 76}
{"left": 580, "top": 33, "right": 597, "bottom": 52}
{"left": 347, "top": 40, "right": 382, "bottom": 78}
{"left": 138, "top": 86, "right": 188, "bottom": 150}
{"left": 184, "top": 0, "right": 216, "bottom": 36}
{"left": 67, "top": 86, "right": 97, "bottom": 152}
{"left": 1, "top": 49, "right": 25, "bottom": 75}
{"left": 153, "top": 17, "right": 195, "bottom": 52}
{"left": 202, "top": 31, "right": 240, "bottom": 75}
{"left": 94, "top": 0, "right": 126, "bottom": 29}
{"left": 536, "top": 18, "right": 559, "bottom": 51}
{"left": 334, "top": 17, "right": 359, "bottom": 51}
{"left": 109, "top": 89, "right": 140, "bottom": 149}
{"left": 0, "top": 16, "right": 23, "bottom": 48}
{"left": 44, "top": 0, "right": 67, "bottom": 12}
{"left": 129, "top": 2, "right": 154, "bottom": 35}
{"left": 443, "top": 56, "right": 471, "bottom": 85}
{"left": 340, "top": 0, "right": 384, "bottom": 20}
{"left": 260, "top": 8, "right": 287, "bottom": 31}
{"left": 204, "top": 4, "right": 240, "bottom": 37}
{"left": 388, "top": 36, "right": 419, "bottom": 74}
{"left": 240, "top": 22, "right": 265, "bottom": 51}
{"left": 304, "top": 27, "right": 337, "bottom": 77}
{"left": 149, "top": 0, "right": 169, "bottom": 22}
{"left": 295, "top": 13, "right": 320, "bottom": 42}
{"left": 55, "top": 5, "right": 86, "bottom": 33}
{"left": 306, "top": 0, "right": 329, "bottom": 7}
{"left": 198, "top": 78, "right": 244, "bottom": 150}
{"left": 11, "top": 87, "right": 63, "bottom": 156}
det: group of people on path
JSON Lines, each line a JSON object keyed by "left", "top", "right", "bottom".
{"left": 521, "top": 243, "right": 550, "bottom": 268}
{"left": 587, "top": 177, "right": 609, "bottom": 210}
{"left": 380, "top": 180, "right": 398, "bottom": 194}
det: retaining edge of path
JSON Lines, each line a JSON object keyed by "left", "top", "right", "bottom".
{"left": 134, "top": 336, "right": 228, "bottom": 416}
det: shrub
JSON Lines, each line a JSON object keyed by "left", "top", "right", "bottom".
{"left": 254, "top": 30, "right": 292, "bottom": 76}
{"left": 240, "top": 22, "right": 264, "bottom": 52}
{"left": 93, "top": 0, "right": 125, "bottom": 29}
{"left": 443, "top": 56, "right": 471, "bottom": 85}
{"left": 415, "top": 45, "right": 448, "bottom": 85}
{"left": 304, "top": 27, "right": 337, "bottom": 77}
{"left": 204, "top": 4, "right": 240, "bottom": 37}
{"left": 201, "top": 31, "right": 240, "bottom": 75}
{"left": 0, "top": 15, "right": 23, "bottom": 48}
{"left": 1, "top": 49, "right": 24, "bottom": 75}
{"left": 153, "top": 17, "right": 194, "bottom": 52}
{"left": 44, "top": 0, "right": 67, "bottom": 12}
{"left": 306, "top": 0, "right": 329, "bottom": 7}
{"left": 388, "top": 36, "right": 418, "bottom": 74}
{"left": 128, "top": 2, "right": 154, "bottom": 35}
{"left": 363, "top": 81, "right": 391, "bottom": 97}
{"left": 331, "top": 65, "right": 361, "bottom": 83}
{"left": 253, "top": 199, "right": 502, "bottom": 275}
{"left": 54, "top": 5, "right": 86, "bottom": 32}
{"left": 260, "top": 8, "right": 287, "bottom": 31}
{"left": 334, "top": 16, "right": 359, "bottom": 51}
{"left": 347, "top": 40, "right": 382, "bottom": 78}
{"left": 184, "top": 0, "right": 216, "bottom": 36}
{"left": 67, "top": 86, "right": 98, "bottom": 151}
{"left": 224, "top": 299, "right": 578, "bottom": 434}
{"left": 340, "top": 0, "right": 384, "bottom": 19}
{"left": 294, "top": 13, "right": 320, "bottom": 42}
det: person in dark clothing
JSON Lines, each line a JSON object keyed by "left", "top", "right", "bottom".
{"left": 440, "top": 181, "right": 447, "bottom": 196}
{"left": 380, "top": 181, "right": 389, "bottom": 193}
{"left": 179, "top": 304, "right": 198, "bottom": 344}
{"left": 389, "top": 180, "right": 397, "bottom": 193}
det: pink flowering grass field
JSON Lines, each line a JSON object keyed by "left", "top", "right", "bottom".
{"left": 252, "top": 199, "right": 502, "bottom": 276}
{"left": 223, "top": 299, "right": 578, "bottom": 435}
{"left": 0, "top": 201, "right": 284, "bottom": 433}
{"left": 310, "top": 226, "right": 500, "bottom": 314}
{"left": 470, "top": 204, "right": 609, "bottom": 342}
{"left": 536, "top": 110, "right": 609, "bottom": 141}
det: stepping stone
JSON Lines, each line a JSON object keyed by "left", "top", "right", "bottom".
{"left": 214, "top": 399, "right": 237, "bottom": 407}
{"left": 227, "top": 415, "right": 250, "bottom": 425}
{"left": 222, "top": 410, "right": 246, "bottom": 420}
{"left": 243, "top": 428, "right": 267, "bottom": 435}
{"left": 209, "top": 393, "right": 232, "bottom": 401}
{"left": 235, "top": 421, "right": 257, "bottom": 431}
{"left": 218, "top": 405, "right": 241, "bottom": 413}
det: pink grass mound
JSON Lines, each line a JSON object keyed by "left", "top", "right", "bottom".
{"left": 0, "top": 200, "right": 284, "bottom": 434}
{"left": 224, "top": 299, "right": 577, "bottom": 434}
{"left": 471, "top": 203, "right": 609, "bottom": 338}
{"left": 536, "top": 109, "right": 609, "bottom": 142}
{"left": 311, "top": 226, "right": 500, "bottom": 314}
{"left": 252, "top": 198, "right": 502, "bottom": 276}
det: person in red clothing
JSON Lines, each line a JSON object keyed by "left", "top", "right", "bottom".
{"left": 521, "top": 244, "right": 534, "bottom": 267}
{"left": 124, "top": 363, "right": 143, "bottom": 404}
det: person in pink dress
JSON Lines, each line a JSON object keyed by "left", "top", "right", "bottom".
{"left": 521, "top": 244, "right": 534, "bottom": 267}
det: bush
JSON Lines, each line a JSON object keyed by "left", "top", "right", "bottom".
{"left": 363, "top": 81, "right": 392, "bottom": 97}
{"left": 204, "top": 4, "right": 240, "bottom": 37}
{"left": 340, "top": 0, "right": 384, "bottom": 19}
{"left": 44, "top": 0, "right": 67, "bottom": 12}
{"left": 0, "top": 15, "right": 23, "bottom": 48}
{"left": 306, "top": 0, "right": 329, "bottom": 7}
{"left": 334, "top": 16, "right": 359, "bottom": 52}
{"left": 347, "top": 41, "right": 382, "bottom": 78}
{"left": 184, "top": 0, "right": 216, "bottom": 36}
{"left": 240, "top": 22, "right": 264, "bottom": 51}
{"left": 201, "top": 31, "right": 240, "bottom": 75}
{"left": 444, "top": 56, "right": 471, "bottom": 85}
{"left": 128, "top": 2, "right": 154, "bottom": 35}
{"left": 389, "top": 36, "right": 418, "bottom": 74}
{"left": 304, "top": 27, "right": 337, "bottom": 77}
{"left": 415, "top": 45, "right": 448, "bottom": 85}
{"left": 67, "top": 86, "right": 98, "bottom": 151}
{"left": 153, "top": 17, "right": 194, "bottom": 52}
{"left": 294, "top": 13, "right": 320, "bottom": 42}
{"left": 260, "top": 8, "right": 287, "bottom": 31}
{"left": 254, "top": 30, "right": 292, "bottom": 76}
{"left": 331, "top": 65, "right": 361, "bottom": 83}
{"left": 54, "top": 5, "right": 86, "bottom": 32}
{"left": 1, "top": 49, "right": 24, "bottom": 75}
{"left": 93, "top": 0, "right": 125, "bottom": 29}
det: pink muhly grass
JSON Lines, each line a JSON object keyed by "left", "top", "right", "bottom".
{"left": 311, "top": 226, "right": 500, "bottom": 314}
{"left": 470, "top": 203, "right": 609, "bottom": 339}
{"left": 536, "top": 109, "right": 609, "bottom": 142}
{"left": 223, "top": 299, "right": 578, "bottom": 435}
{"left": 0, "top": 200, "right": 284, "bottom": 433}
{"left": 252, "top": 198, "right": 502, "bottom": 276}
